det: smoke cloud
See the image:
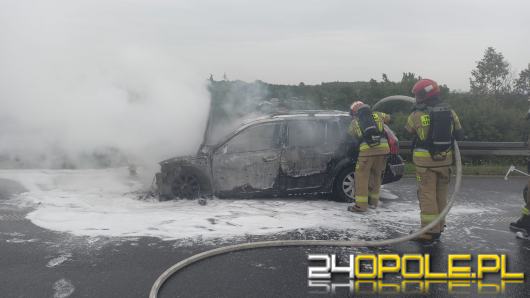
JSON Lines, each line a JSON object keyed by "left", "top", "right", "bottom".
{"left": 0, "top": 1, "right": 210, "bottom": 173}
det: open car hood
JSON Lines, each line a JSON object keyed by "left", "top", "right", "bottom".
{"left": 159, "top": 155, "right": 204, "bottom": 166}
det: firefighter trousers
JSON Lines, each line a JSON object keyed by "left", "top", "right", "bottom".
{"left": 415, "top": 166, "right": 450, "bottom": 234}
{"left": 354, "top": 155, "right": 387, "bottom": 210}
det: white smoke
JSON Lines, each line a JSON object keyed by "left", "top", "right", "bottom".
{"left": 0, "top": 1, "right": 210, "bottom": 174}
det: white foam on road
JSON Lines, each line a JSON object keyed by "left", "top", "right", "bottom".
{"left": 52, "top": 279, "right": 75, "bottom": 298}
{"left": 0, "top": 169, "right": 491, "bottom": 241}
{"left": 47, "top": 253, "right": 72, "bottom": 268}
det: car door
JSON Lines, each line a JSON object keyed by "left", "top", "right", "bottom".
{"left": 281, "top": 119, "right": 340, "bottom": 191}
{"left": 212, "top": 122, "right": 283, "bottom": 195}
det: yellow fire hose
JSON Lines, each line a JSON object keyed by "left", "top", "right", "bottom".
{"left": 149, "top": 96, "right": 462, "bottom": 298}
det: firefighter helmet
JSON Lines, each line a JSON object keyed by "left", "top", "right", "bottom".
{"left": 412, "top": 79, "right": 440, "bottom": 103}
{"left": 350, "top": 101, "right": 365, "bottom": 114}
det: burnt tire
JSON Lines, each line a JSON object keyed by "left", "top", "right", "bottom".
{"left": 333, "top": 167, "right": 355, "bottom": 203}
{"left": 169, "top": 173, "right": 201, "bottom": 199}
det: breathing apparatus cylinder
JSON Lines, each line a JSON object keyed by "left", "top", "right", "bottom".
{"left": 357, "top": 105, "right": 382, "bottom": 146}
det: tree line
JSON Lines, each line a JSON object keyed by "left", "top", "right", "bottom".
{"left": 208, "top": 47, "right": 530, "bottom": 143}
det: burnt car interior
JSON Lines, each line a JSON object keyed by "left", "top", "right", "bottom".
{"left": 212, "top": 122, "right": 282, "bottom": 195}
{"left": 281, "top": 118, "right": 348, "bottom": 191}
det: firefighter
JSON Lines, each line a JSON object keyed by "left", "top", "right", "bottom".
{"left": 509, "top": 108, "right": 530, "bottom": 238}
{"left": 405, "top": 79, "right": 464, "bottom": 241}
{"left": 347, "top": 101, "right": 391, "bottom": 212}
{"left": 509, "top": 178, "right": 530, "bottom": 238}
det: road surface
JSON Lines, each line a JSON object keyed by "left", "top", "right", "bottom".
{"left": 1, "top": 175, "right": 529, "bottom": 297}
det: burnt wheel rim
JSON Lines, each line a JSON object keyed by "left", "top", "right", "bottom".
{"left": 171, "top": 174, "right": 200, "bottom": 199}
{"left": 342, "top": 172, "right": 355, "bottom": 200}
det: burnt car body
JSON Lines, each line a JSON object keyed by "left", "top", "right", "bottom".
{"left": 155, "top": 110, "right": 404, "bottom": 202}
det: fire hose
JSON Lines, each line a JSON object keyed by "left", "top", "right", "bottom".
{"left": 149, "top": 96, "right": 463, "bottom": 298}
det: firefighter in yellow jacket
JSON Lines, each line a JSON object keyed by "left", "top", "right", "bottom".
{"left": 509, "top": 109, "right": 530, "bottom": 238}
{"left": 347, "top": 101, "right": 391, "bottom": 212}
{"left": 405, "top": 79, "right": 464, "bottom": 241}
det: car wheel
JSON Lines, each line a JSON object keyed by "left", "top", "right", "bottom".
{"left": 333, "top": 167, "right": 355, "bottom": 202}
{"left": 170, "top": 173, "right": 201, "bottom": 199}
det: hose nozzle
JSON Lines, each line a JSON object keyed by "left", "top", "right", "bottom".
{"left": 504, "top": 165, "right": 529, "bottom": 180}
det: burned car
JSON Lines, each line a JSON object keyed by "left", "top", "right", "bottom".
{"left": 155, "top": 110, "right": 404, "bottom": 202}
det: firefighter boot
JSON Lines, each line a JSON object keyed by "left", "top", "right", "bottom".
{"left": 510, "top": 215, "right": 530, "bottom": 236}
{"left": 348, "top": 205, "right": 367, "bottom": 213}
{"left": 414, "top": 232, "right": 441, "bottom": 243}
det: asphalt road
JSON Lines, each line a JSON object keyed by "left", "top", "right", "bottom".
{"left": 1, "top": 176, "right": 529, "bottom": 297}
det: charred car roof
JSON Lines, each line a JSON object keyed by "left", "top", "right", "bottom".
{"left": 221, "top": 110, "right": 350, "bottom": 141}
{"left": 160, "top": 110, "right": 351, "bottom": 165}
{"left": 239, "top": 109, "right": 349, "bottom": 127}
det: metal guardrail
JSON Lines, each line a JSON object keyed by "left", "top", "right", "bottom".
{"left": 399, "top": 141, "right": 530, "bottom": 156}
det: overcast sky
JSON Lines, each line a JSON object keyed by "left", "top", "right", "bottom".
{"left": 1, "top": 0, "right": 529, "bottom": 90}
